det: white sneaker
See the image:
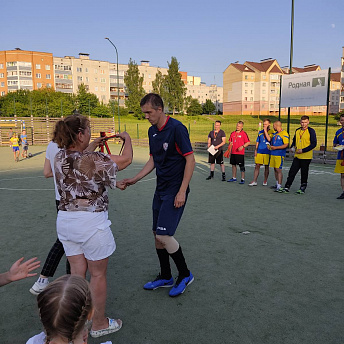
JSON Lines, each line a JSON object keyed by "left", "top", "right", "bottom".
{"left": 248, "top": 182, "right": 257, "bottom": 186}
{"left": 30, "top": 281, "right": 49, "bottom": 295}
{"left": 263, "top": 182, "right": 268, "bottom": 186}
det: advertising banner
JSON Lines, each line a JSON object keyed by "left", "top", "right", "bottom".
{"left": 280, "top": 69, "right": 329, "bottom": 107}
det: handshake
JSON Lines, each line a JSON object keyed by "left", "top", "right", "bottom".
{"left": 116, "top": 177, "right": 136, "bottom": 191}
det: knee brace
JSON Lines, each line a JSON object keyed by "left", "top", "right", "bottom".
{"left": 240, "top": 166, "right": 245, "bottom": 172}
{"left": 155, "top": 235, "right": 179, "bottom": 254}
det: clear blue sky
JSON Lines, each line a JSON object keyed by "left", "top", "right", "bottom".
{"left": 3, "top": 0, "right": 343, "bottom": 86}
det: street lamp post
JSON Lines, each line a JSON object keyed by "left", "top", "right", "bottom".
{"left": 287, "top": 0, "right": 295, "bottom": 135}
{"left": 105, "top": 37, "right": 120, "bottom": 132}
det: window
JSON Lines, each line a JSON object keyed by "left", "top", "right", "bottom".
{"left": 86, "top": 68, "right": 88, "bottom": 73}
{"left": 64, "top": 65, "right": 71, "bottom": 71}
{"left": 245, "top": 75, "right": 248, "bottom": 80}
{"left": 36, "top": 73, "right": 41, "bottom": 78}
{"left": 19, "top": 80, "right": 33, "bottom": 86}
{"left": 37, "top": 83, "right": 42, "bottom": 88}
{"left": 1, "top": 91, "right": 5, "bottom": 96}
{"left": 149, "top": 74, "right": 151, "bottom": 79}
{"left": 94, "top": 69, "right": 98, "bottom": 74}
{"left": 262, "top": 75, "right": 266, "bottom": 79}
{"left": 245, "top": 90, "right": 248, "bottom": 94}
{"left": 19, "top": 71, "right": 32, "bottom": 76}
{"left": 7, "top": 62, "right": 17, "bottom": 67}
{"left": 77, "top": 67, "right": 82, "bottom": 72}
{"left": 46, "top": 74, "right": 51, "bottom": 79}
{"left": 250, "top": 90, "right": 253, "bottom": 94}
{"left": 95, "top": 86, "right": 98, "bottom": 91}
{"left": 1, "top": 82, "right": 4, "bottom": 87}
{"left": 250, "top": 83, "right": 253, "bottom": 87}
{"left": 101, "top": 86, "right": 106, "bottom": 91}
{"left": 0, "top": 73, "right": 4, "bottom": 78}
{"left": 100, "top": 70, "right": 104, "bottom": 74}
{"left": 244, "top": 105, "right": 247, "bottom": 109}
{"left": 0, "top": 64, "right": 3, "bottom": 69}
{"left": 245, "top": 83, "right": 248, "bottom": 87}
{"left": 94, "top": 77, "right": 98, "bottom": 82}
{"left": 251, "top": 76, "right": 254, "bottom": 80}
{"left": 100, "top": 78, "right": 106, "bottom": 83}
{"left": 263, "top": 82, "right": 266, "bottom": 87}
{"left": 244, "top": 97, "right": 247, "bottom": 101}
{"left": 7, "top": 71, "right": 18, "bottom": 76}
{"left": 77, "top": 76, "right": 83, "bottom": 81}
{"left": 45, "top": 65, "right": 51, "bottom": 70}
{"left": 46, "top": 83, "right": 52, "bottom": 88}
{"left": 86, "top": 77, "right": 89, "bottom": 82}
{"left": 250, "top": 97, "right": 253, "bottom": 101}
{"left": 36, "top": 64, "right": 41, "bottom": 69}
{"left": 262, "top": 97, "right": 265, "bottom": 101}
{"left": 262, "top": 90, "right": 266, "bottom": 94}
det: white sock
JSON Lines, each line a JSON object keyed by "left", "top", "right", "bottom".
{"left": 277, "top": 183, "right": 281, "bottom": 189}
{"left": 38, "top": 277, "right": 49, "bottom": 284}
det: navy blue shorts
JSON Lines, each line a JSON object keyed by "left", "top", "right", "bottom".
{"left": 152, "top": 192, "right": 188, "bottom": 236}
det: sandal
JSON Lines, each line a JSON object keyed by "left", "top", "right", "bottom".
{"left": 90, "top": 317, "right": 122, "bottom": 338}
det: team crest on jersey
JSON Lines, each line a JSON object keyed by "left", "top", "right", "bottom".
{"left": 163, "top": 142, "right": 169, "bottom": 151}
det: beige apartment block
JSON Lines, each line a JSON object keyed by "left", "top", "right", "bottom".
{"left": 224, "top": 59, "right": 336, "bottom": 116}
{"left": 137, "top": 61, "right": 168, "bottom": 94}
{"left": 330, "top": 72, "right": 341, "bottom": 114}
{"left": 186, "top": 83, "right": 223, "bottom": 112}
{"left": 54, "top": 53, "right": 111, "bottom": 103}
{"left": 223, "top": 59, "right": 283, "bottom": 116}
{"left": 340, "top": 47, "right": 344, "bottom": 111}
{"left": 0, "top": 49, "right": 54, "bottom": 96}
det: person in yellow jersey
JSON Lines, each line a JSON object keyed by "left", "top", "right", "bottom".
{"left": 333, "top": 113, "right": 344, "bottom": 199}
{"left": 249, "top": 119, "right": 274, "bottom": 186}
{"left": 10, "top": 132, "right": 20, "bottom": 162}
{"left": 279, "top": 116, "right": 317, "bottom": 194}
{"left": 268, "top": 121, "right": 289, "bottom": 191}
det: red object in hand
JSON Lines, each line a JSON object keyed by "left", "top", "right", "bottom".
{"left": 99, "top": 131, "right": 111, "bottom": 154}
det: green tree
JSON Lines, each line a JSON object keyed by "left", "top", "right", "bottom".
{"left": 93, "top": 102, "right": 111, "bottom": 118}
{"left": 164, "top": 57, "right": 186, "bottom": 115}
{"left": 202, "top": 99, "right": 216, "bottom": 115}
{"left": 76, "top": 84, "right": 99, "bottom": 116}
{"left": 124, "top": 58, "right": 145, "bottom": 118}
{"left": 152, "top": 69, "right": 167, "bottom": 102}
{"left": 187, "top": 98, "right": 203, "bottom": 116}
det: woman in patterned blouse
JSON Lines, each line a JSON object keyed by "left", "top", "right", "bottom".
{"left": 53, "top": 114, "right": 132, "bottom": 338}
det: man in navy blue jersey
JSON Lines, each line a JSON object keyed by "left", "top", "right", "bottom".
{"left": 121, "top": 93, "right": 195, "bottom": 297}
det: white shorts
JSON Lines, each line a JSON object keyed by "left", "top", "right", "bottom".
{"left": 57, "top": 211, "right": 116, "bottom": 261}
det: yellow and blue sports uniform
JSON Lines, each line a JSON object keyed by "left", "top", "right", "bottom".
{"left": 284, "top": 127, "right": 317, "bottom": 191}
{"left": 10, "top": 136, "right": 19, "bottom": 152}
{"left": 333, "top": 127, "right": 344, "bottom": 174}
{"left": 270, "top": 130, "right": 289, "bottom": 169}
{"left": 255, "top": 129, "right": 273, "bottom": 165}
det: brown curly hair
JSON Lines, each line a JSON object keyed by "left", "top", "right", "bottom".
{"left": 53, "top": 114, "right": 90, "bottom": 149}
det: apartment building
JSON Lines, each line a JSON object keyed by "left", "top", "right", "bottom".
{"left": 0, "top": 49, "right": 54, "bottom": 96}
{"left": 223, "top": 59, "right": 283, "bottom": 116}
{"left": 330, "top": 72, "right": 341, "bottom": 114}
{"left": 224, "top": 59, "right": 338, "bottom": 116}
{"left": 0, "top": 50, "right": 223, "bottom": 111}
{"left": 186, "top": 82, "right": 223, "bottom": 112}
{"left": 340, "top": 46, "right": 344, "bottom": 112}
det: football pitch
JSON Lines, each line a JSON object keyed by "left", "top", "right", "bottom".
{"left": 0, "top": 144, "right": 343, "bottom": 344}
